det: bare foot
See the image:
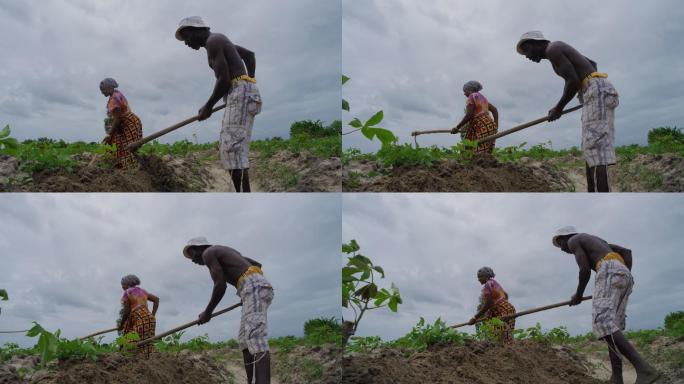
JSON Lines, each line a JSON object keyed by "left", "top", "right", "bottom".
{"left": 609, "top": 374, "right": 624, "bottom": 384}
{"left": 635, "top": 368, "right": 661, "bottom": 384}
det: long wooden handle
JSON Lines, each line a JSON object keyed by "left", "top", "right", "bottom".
{"left": 478, "top": 104, "right": 582, "bottom": 143}
{"left": 127, "top": 104, "right": 227, "bottom": 151}
{"left": 411, "top": 129, "right": 456, "bottom": 137}
{"left": 450, "top": 295, "right": 592, "bottom": 329}
{"left": 136, "top": 302, "right": 242, "bottom": 347}
{"left": 79, "top": 327, "right": 118, "bottom": 340}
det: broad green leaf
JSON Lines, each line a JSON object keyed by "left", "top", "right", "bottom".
{"left": 372, "top": 266, "right": 385, "bottom": 278}
{"left": 0, "top": 289, "right": 7, "bottom": 301}
{"left": 342, "top": 99, "right": 350, "bottom": 111}
{"left": 348, "top": 118, "right": 363, "bottom": 128}
{"left": 388, "top": 297, "right": 399, "bottom": 312}
{"left": 364, "top": 111, "right": 384, "bottom": 128}
{"left": 27, "top": 322, "right": 46, "bottom": 337}
{"left": 0, "top": 125, "right": 9, "bottom": 139}
{"left": 342, "top": 75, "right": 350, "bottom": 85}
{"left": 349, "top": 239, "right": 360, "bottom": 252}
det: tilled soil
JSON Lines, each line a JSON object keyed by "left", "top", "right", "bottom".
{"left": 345, "top": 154, "right": 573, "bottom": 192}
{"left": 342, "top": 341, "right": 596, "bottom": 384}
{"left": 273, "top": 344, "right": 342, "bottom": 384}
{"left": 0, "top": 351, "right": 231, "bottom": 384}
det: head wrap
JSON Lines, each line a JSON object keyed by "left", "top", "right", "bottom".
{"left": 100, "top": 78, "right": 118, "bottom": 89}
{"left": 121, "top": 274, "right": 140, "bottom": 287}
{"left": 477, "top": 266, "right": 495, "bottom": 279}
{"left": 463, "top": 80, "right": 483, "bottom": 93}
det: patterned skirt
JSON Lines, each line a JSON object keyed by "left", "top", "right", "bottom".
{"left": 112, "top": 111, "right": 143, "bottom": 169}
{"left": 123, "top": 306, "right": 156, "bottom": 357}
{"left": 464, "top": 113, "right": 498, "bottom": 154}
{"left": 484, "top": 300, "right": 516, "bottom": 343}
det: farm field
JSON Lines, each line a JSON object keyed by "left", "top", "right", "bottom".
{"left": 0, "top": 121, "right": 341, "bottom": 192}
{"left": 342, "top": 127, "right": 684, "bottom": 192}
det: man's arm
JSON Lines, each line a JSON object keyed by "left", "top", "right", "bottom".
{"left": 198, "top": 41, "right": 231, "bottom": 120}
{"left": 243, "top": 256, "right": 262, "bottom": 268}
{"left": 199, "top": 252, "right": 227, "bottom": 323}
{"left": 236, "top": 45, "right": 256, "bottom": 78}
{"left": 609, "top": 244, "right": 633, "bottom": 271}
{"left": 569, "top": 241, "right": 592, "bottom": 305}
{"left": 547, "top": 47, "right": 581, "bottom": 120}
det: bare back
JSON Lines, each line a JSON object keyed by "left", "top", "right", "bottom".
{"left": 202, "top": 245, "right": 252, "bottom": 286}
{"left": 568, "top": 233, "right": 632, "bottom": 271}
{"left": 546, "top": 41, "right": 597, "bottom": 83}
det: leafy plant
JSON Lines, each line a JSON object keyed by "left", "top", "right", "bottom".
{"left": 342, "top": 239, "right": 402, "bottom": 346}
{"left": 303, "top": 317, "right": 342, "bottom": 346}
{"left": 0, "top": 125, "right": 19, "bottom": 151}
{"left": 391, "top": 317, "right": 467, "bottom": 351}
{"left": 26, "top": 322, "right": 60, "bottom": 367}
{"left": 343, "top": 75, "right": 397, "bottom": 149}
{"left": 664, "top": 311, "right": 684, "bottom": 338}
{"left": 346, "top": 336, "right": 384, "bottom": 353}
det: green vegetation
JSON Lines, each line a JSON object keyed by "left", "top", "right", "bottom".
{"left": 342, "top": 239, "right": 402, "bottom": 346}
{"left": 344, "top": 127, "right": 684, "bottom": 169}
{"left": 251, "top": 122, "right": 341, "bottom": 159}
{"left": 343, "top": 75, "right": 397, "bottom": 149}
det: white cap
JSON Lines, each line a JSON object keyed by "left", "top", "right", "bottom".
{"left": 552, "top": 226, "right": 578, "bottom": 247}
{"left": 183, "top": 236, "right": 212, "bottom": 258}
{"left": 516, "top": 31, "right": 550, "bottom": 54}
{"left": 175, "top": 16, "right": 209, "bottom": 40}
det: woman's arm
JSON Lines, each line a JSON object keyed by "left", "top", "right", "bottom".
{"left": 453, "top": 103, "right": 475, "bottom": 133}
{"left": 147, "top": 293, "right": 160, "bottom": 316}
{"left": 488, "top": 103, "right": 499, "bottom": 127}
{"left": 109, "top": 109, "right": 122, "bottom": 135}
{"left": 119, "top": 298, "right": 131, "bottom": 332}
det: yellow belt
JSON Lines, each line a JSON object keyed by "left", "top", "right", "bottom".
{"left": 581, "top": 72, "right": 608, "bottom": 89}
{"left": 595, "top": 251, "right": 625, "bottom": 270}
{"left": 231, "top": 75, "right": 257, "bottom": 85}
{"left": 236, "top": 265, "right": 263, "bottom": 289}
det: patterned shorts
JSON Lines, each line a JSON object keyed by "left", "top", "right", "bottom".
{"left": 123, "top": 306, "right": 156, "bottom": 357}
{"left": 580, "top": 78, "right": 619, "bottom": 167}
{"left": 220, "top": 80, "right": 262, "bottom": 170}
{"left": 113, "top": 111, "right": 143, "bottom": 169}
{"left": 592, "top": 260, "right": 633, "bottom": 338}
{"left": 237, "top": 273, "right": 273, "bottom": 354}
{"left": 465, "top": 113, "right": 498, "bottom": 154}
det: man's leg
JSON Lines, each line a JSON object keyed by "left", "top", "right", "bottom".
{"left": 254, "top": 351, "right": 271, "bottom": 384}
{"left": 229, "top": 169, "right": 251, "bottom": 192}
{"left": 242, "top": 349, "right": 255, "bottom": 383}
{"left": 606, "top": 331, "right": 660, "bottom": 384}
{"left": 603, "top": 336, "right": 624, "bottom": 384}
{"left": 585, "top": 163, "right": 596, "bottom": 192}
{"left": 586, "top": 164, "right": 610, "bottom": 192}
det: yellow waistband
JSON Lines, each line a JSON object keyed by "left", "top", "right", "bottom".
{"left": 595, "top": 251, "right": 625, "bottom": 270}
{"left": 581, "top": 72, "right": 608, "bottom": 89}
{"left": 236, "top": 265, "right": 263, "bottom": 288}
{"left": 231, "top": 75, "right": 257, "bottom": 85}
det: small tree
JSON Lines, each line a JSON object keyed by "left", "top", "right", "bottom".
{"left": 342, "top": 239, "right": 402, "bottom": 346}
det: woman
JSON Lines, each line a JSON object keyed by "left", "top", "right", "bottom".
{"left": 117, "top": 274, "right": 159, "bottom": 357}
{"left": 99, "top": 78, "right": 143, "bottom": 169}
{"left": 451, "top": 81, "right": 499, "bottom": 154}
{"left": 469, "top": 267, "right": 516, "bottom": 343}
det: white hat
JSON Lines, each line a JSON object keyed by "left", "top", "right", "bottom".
{"left": 516, "top": 31, "right": 550, "bottom": 55}
{"left": 183, "top": 236, "right": 211, "bottom": 258}
{"left": 552, "top": 226, "right": 578, "bottom": 247}
{"left": 175, "top": 16, "right": 210, "bottom": 40}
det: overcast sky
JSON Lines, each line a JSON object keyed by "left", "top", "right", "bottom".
{"left": 0, "top": 194, "right": 340, "bottom": 348}
{"left": 0, "top": 0, "right": 340, "bottom": 143}
{"left": 342, "top": 0, "right": 684, "bottom": 152}
{"left": 342, "top": 194, "right": 684, "bottom": 340}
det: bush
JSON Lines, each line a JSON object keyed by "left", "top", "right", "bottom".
{"left": 303, "top": 317, "right": 342, "bottom": 346}
{"left": 391, "top": 318, "right": 467, "bottom": 351}
{"left": 664, "top": 311, "right": 684, "bottom": 338}
{"left": 290, "top": 120, "right": 341, "bottom": 138}
{"left": 648, "top": 127, "right": 684, "bottom": 146}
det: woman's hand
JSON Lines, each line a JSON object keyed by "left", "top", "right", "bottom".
{"left": 468, "top": 317, "right": 477, "bottom": 325}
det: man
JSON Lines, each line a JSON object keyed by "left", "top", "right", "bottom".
{"left": 184, "top": 237, "right": 274, "bottom": 384}
{"left": 517, "top": 31, "right": 619, "bottom": 192}
{"left": 176, "top": 16, "right": 263, "bottom": 192}
{"left": 552, "top": 226, "right": 660, "bottom": 384}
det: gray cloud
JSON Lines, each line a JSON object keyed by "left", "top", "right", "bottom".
{"left": 342, "top": 194, "right": 684, "bottom": 340}
{"left": 0, "top": 194, "right": 341, "bottom": 347}
{"left": 0, "top": 0, "right": 340, "bottom": 143}
{"left": 342, "top": 0, "right": 684, "bottom": 152}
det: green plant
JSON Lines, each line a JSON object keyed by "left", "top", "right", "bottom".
{"left": 346, "top": 336, "right": 384, "bottom": 353}
{"left": 303, "top": 317, "right": 342, "bottom": 346}
{"left": 342, "top": 239, "right": 402, "bottom": 346}
{"left": 0, "top": 125, "right": 19, "bottom": 151}
{"left": 664, "top": 311, "right": 684, "bottom": 338}
{"left": 343, "top": 75, "right": 397, "bottom": 149}
{"left": 26, "top": 322, "right": 59, "bottom": 367}
{"left": 391, "top": 318, "right": 467, "bottom": 351}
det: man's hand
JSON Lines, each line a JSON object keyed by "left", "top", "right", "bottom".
{"left": 198, "top": 311, "right": 212, "bottom": 325}
{"left": 548, "top": 107, "right": 562, "bottom": 122}
{"left": 569, "top": 294, "right": 583, "bottom": 306}
{"left": 198, "top": 105, "right": 212, "bottom": 121}
{"left": 451, "top": 127, "right": 460, "bottom": 134}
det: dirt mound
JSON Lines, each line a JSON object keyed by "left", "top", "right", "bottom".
{"left": 253, "top": 150, "right": 341, "bottom": 192}
{"left": 0, "top": 351, "right": 231, "bottom": 384}
{"left": 274, "top": 344, "right": 342, "bottom": 384}
{"left": 342, "top": 341, "right": 596, "bottom": 384}
{"left": 347, "top": 154, "right": 573, "bottom": 192}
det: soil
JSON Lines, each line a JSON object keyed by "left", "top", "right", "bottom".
{"left": 0, "top": 344, "right": 341, "bottom": 384}
{"left": 0, "top": 148, "right": 341, "bottom": 192}
{"left": 343, "top": 153, "right": 684, "bottom": 192}
{"left": 344, "top": 153, "right": 574, "bottom": 192}
{"left": 342, "top": 340, "right": 597, "bottom": 384}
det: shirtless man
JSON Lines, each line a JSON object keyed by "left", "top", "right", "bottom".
{"left": 517, "top": 31, "right": 619, "bottom": 192}
{"left": 176, "top": 16, "right": 262, "bottom": 192}
{"left": 552, "top": 226, "right": 660, "bottom": 384}
{"left": 184, "top": 237, "right": 273, "bottom": 384}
